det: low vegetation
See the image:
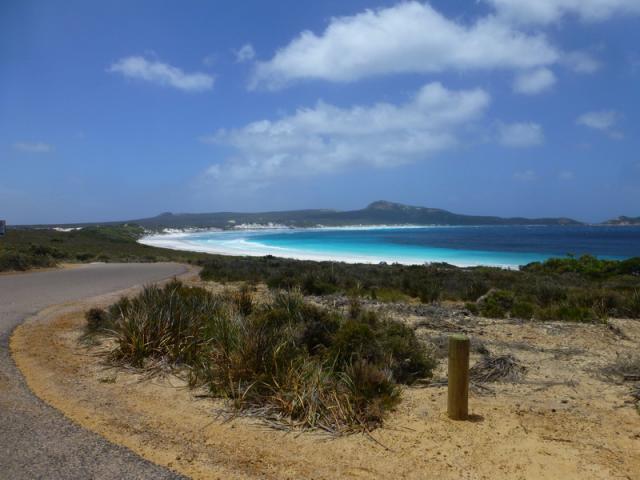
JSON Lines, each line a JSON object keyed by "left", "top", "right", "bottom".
{"left": 3, "top": 225, "right": 639, "bottom": 322}
{"left": 199, "top": 254, "right": 640, "bottom": 322}
{"left": 470, "top": 354, "right": 526, "bottom": 383}
{"left": 0, "top": 225, "right": 208, "bottom": 271}
{"left": 87, "top": 280, "right": 435, "bottom": 433}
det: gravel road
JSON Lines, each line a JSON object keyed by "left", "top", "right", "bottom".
{"left": 0, "top": 263, "right": 188, "bottom": 479}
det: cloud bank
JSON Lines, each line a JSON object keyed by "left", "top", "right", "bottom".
{"left": 203, "top": 82, "right": 490, "bottom": 184}
{"left": 251, "top": 2, "right": 559, "bottom": 89}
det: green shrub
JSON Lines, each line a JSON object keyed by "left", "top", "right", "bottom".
{"left": 301, "top": 274, "right": 339, "bottom": 295}
{"left": 536, "top": 303, "right": 597, "bottom": 322}
{"left": 377, "top": 320, "right": 435, "bottom": 383}
{"left": 229, "top": 284, "right": 254, "bottom": 316}
{"left": 478, "top": 290, "right": 515, "bottom": 318}
{"left": 627, "top": 290, "right": 640, "bottom": 318}
{"left": 343, "top": 360, "right": 401, "bottom": 428}
{"left": 331, "top": 319, "right": 378, "bottom": 366}
{"left": 531, "top": 282, "right": 568, "bottom": 307}
{"left": 417, "top": 282, "right": 442, "bottom": 303}
{"left": 511, "top": 300, "right": 535, "bottom": 320}
{"left": 371, "top": 288, "right": 412, "bottom": 303}
{"left": 95, "top": 281, "right": 433, "bottom": 433}
{"left": 0, "top": 249, "right": 56, "bottom": 271}
{"left": 198, "top": 254, "right": 640, "bottom": 323}
{"left": 462, "top": 280, "right": 490, "bottom": 302}
{"left": 465, "top": 302, "right": 479, "bottom": 315}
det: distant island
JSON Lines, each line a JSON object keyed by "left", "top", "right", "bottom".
{"left": 126, "top": 201, "right": 582, "bottom": 230}
{"left": 603, "top": 216, "right": 640, "bottom": 226}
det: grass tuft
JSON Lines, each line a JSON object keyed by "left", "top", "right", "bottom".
{"left": 88, "top": 280, "right": 434, "bottom": 433}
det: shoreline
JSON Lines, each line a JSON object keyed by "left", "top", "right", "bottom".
{"left": 139, "top": 228, "right": 532, "bottom": 269}
{"left": 138, "top": 225, "right": 635, "bottom": 269}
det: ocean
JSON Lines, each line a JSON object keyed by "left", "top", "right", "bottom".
{"left": 140, "top": 225, "right": 640, "bottom": 268}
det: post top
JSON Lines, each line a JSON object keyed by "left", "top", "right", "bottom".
{"left": 450, "top": 334, "right": 469, "bottom": 342}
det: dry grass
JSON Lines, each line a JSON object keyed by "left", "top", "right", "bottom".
{"left": 87, "top": 280, "right": 435, "bottom": 433}
{"left": 470, "top": 354, "right": 527, "bottom": 383}
{"left": 602, "top": 353, "right": 640, "bottom": 383}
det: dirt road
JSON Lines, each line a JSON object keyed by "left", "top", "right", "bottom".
{"left": 0, "top": 263, "right": 187, "bottom": 479}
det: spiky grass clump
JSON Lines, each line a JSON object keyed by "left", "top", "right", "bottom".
{"left": 470, "top": 354, "right": 526, "bottom": 383}
{"left": 91, "top": 280, "right": 433, "bottom": 433}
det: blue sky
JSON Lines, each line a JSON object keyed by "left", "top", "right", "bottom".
{"left": 1, "top": 0, "right": 639, "bottom": 224}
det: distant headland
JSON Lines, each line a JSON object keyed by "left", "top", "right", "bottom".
{"left": 124, "top": 200, "right": 583, "bottom": 230}
{"left": 10, "top": 201, "right": 639, "bottom": 230}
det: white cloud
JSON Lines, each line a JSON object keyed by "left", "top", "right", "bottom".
{"left": 514, "top": 169, "right": 538, "bottom": 181}
{"left": 108, "top": 56, "right": 214, "bottom": 92}
{"left": 486, "top": 0, "right": 640, "bottom": 25}
{"left": 576, "top": 110, "right": 619, "bottom": 130}
{"left": 577, "top": 110, "right": 623, "bottom": 139}
{"left": 562, "top": 51, "right": 601, "bottom": 73}
{"left": 513, "top": 68, "right": 557, "bottom": 94}
{"left": 235, "top": 44, "right": 256, "bottom": 63}
{"left": 251, "top": 2, "right": 558, "bottom": 89}
{"left": 559, "top": 170, "right": 575, "bottom": 180}
{"left": 201, "top": 82, "right": 490, "bottom": 184}
{"left": 577, "top": 111, "right": 617, "bottom": 130}
{"left": 498, "top": 122, "right": 544, "bottom": 147}
{"left": 13, "top": 142, "right": 54, "bottom": 153}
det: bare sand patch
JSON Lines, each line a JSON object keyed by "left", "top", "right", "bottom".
{"left": 11, "top": 294, "right": 640, "bottom": 479}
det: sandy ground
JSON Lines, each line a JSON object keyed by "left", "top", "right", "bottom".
{"left": 11, "top": 286, "right": 640, "bottom": 480}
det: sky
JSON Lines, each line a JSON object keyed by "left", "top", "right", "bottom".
{"left": 1, "top": 0, "right": 639, "bottom": 224}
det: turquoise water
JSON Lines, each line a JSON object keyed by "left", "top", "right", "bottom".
{"left": 144, "top": 225, "right": 640, "bottom": 267}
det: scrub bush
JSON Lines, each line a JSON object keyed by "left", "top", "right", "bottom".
{"left": 90, "top": 281, "right": 434, "bottom": 433}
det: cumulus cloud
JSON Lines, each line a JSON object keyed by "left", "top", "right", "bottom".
{"left": 108, "top": 56, "right": 214, "bottom": 92}
{"left": 576, "top": 110, "right": 624, "bottom": 139}
{"left": 13, "top": 142, "right": 54, "bottom": 153}
{"left": 562, "top": 51, "right": 601, "bottom": 73}
{"left": 577, "top": 110, "right": 618, "bottom": 130}
{"left": 201, "top": 82, "right": 490, "bottom": 184}
{"left": 486, "top": 0, "right": 640, "bottom": 24}
{"left": 513, "top": 68, "right": 557, "bottom": 94}
{"left": 235, "top": 44, "right": 256, "bottom": 63}
{"left": 498, "top": 122, "right": 544, "bottom": 147}
{"left": 251, "top": 2, "right": 558, "bottom": 89}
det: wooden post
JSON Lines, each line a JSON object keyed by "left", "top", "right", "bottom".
{"left": 448, "top": 334, "right": 470, "bottom": 420}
